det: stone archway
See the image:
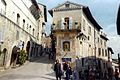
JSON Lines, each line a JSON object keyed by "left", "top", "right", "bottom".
{"left": 10, "top": 46, "right": 20, "bottom": 67}
{"left": 26, "top": 41, "right": 30, "bottom": 60}
{"left": 2, "top": 48, "right": 7, "bottom": 66}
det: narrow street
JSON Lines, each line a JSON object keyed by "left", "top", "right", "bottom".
{"left": 0, "top": 55, "right": 56, "bottom": 80}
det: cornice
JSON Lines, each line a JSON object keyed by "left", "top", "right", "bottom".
{"left": 54, "top": 7, "right": 82, "bottom": 12}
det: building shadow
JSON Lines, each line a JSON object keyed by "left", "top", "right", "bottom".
{"left": 29, "top": 54, "right": 54, "bottom": 64}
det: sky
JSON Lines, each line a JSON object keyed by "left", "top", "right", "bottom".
{"left": 37, "top": 0, "right": 120, "bottom": 59}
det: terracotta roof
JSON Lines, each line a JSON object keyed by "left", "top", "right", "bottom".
{"left": 49, "top": 1, "right": 102, "bottom": 30}
{"left": 108, "top": 47, "right": 114, "bottom": 54}
{"left": 100, "top": 35, "right": 108, "bottom": 40}
{"left": 31, "top": 0, "right": 39, "bottom": 9}
{"left": 83, "top": 7, "right": 102, "bottom": 30}
{"left": 48, "top": 1, "right": 85, "bottom": 17}
{"left": 38, "top": 3, "right": 47, "bottom": 22}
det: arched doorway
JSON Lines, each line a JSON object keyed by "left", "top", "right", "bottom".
{"left": 26, "top": 41, "right": 30, "bottom": 60}
{"left": 10, "top": 46, "right": 20, "bottom": 67}
{"left": 2, "top": 48, "right": 7, "bottom": 66}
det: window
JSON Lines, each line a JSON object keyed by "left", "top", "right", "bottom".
{"left": 37, "top": 33, "right": 39, "bottom": 40}
{"left": 104, "top": 41, "right": 106, "bottom": 47}
{"left": 98, "top": 37, "right": 99, "bottom": 43}
{"left": 63, "top": 41, "right": 70, "bottom": 51}
{"left": 17, "top": 13, "right": 20, "bottom": 25}
{"left": 101, "top": 39, "right": 102, "bottom": 45}
{"left": 95, "top": 31, "right": 97, "bottom": 39}
{"left": 88, "top": 26, "right": 91, "bottom": 35}
{"left": 80, "top": 41, "right": 82, "bottom": 44}
{"left": 65, "top": 3, "right": 70, "bottom": 8}
{"left": 27, "top": 23, "right": 29, "bottom": 30}
{"left": 88, "top": 36, "right": 89, "bottom": 40}
{"left": 42, "top": 22, "right": 45, "bottom": 27}
{"left": 83, "top": 19, "right": 85, "bottom": 31}
{"left": 16, "top": 30, "right": 19, "bottom": 40}
{"left": 33, "top": 28, "right": 35, "bottom": 36}
{"left": 98, "top": 48, "right": 101, "bottom": 56}
{"left": 1, "top": 0, "right": 6, "bottom": 5}
{"left": 29, "top": 25, "right": 31, "bottom": 33}
{"left": 64, "top": 17, "right": 69, "bottom": 29}
{"left": 105, "top": 49, "right": 107, "bottom": 56}
{"left": 102, "top": 49, "right": 104, "bottom": 56}
{"left": 1, "top": 0, "right": 6, "bottom": 15}
{"left": 23, "top": 19, "right": 25, "bottom": 29}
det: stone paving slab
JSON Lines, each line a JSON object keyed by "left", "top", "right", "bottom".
{"left": 0, "top": 55, "right": 56, "bottom": 80}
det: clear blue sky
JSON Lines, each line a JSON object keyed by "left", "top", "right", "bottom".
{"left": 37, "top": 0, "right": 120, "bottom": 59}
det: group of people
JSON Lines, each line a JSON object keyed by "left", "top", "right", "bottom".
{"left": 54, "top": 60, "right": 73, "bottom": 80}
{"left": 53, "top": 59, "right": 120, "bottom": 80}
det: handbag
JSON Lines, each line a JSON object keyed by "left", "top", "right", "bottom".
{"left": 59, "top": 70, "right": 63, "bottom": 76}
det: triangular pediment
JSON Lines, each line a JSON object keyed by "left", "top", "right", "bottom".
{"left": 51, "top": 1, "right": 85, "bottom": 10}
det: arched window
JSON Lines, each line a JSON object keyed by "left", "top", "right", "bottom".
{"left": 23, "top": 19, "right": 25, "bottom": 29}
{"left": 63, "top": 41, "right": 70, "bottom": 51}
{"left": 32, "top": 28, "right": 35, "bottom": 36}
{"left": 17, "top": 13, "right": 20, "bottom": 25}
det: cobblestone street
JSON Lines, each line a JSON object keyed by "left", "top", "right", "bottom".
{"left": 0, "top": 55, "right": 56, "bottom": 80}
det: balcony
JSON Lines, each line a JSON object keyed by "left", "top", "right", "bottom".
{"left": 100, "top": 31, "right": 108, "bottom": 40}
{"left": 51, "top": 21, "right": 81, "bottom": 32}
{"left": 0, "top": 9, "right": 6, "bottom": 16}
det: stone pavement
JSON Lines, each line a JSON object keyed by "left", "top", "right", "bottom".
{"left": 0, "top": 55, "right": 56, "bottom": 80}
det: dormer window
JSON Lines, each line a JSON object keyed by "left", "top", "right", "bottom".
{"left": 65, "top": 3, "right": 70, "bottom": 8}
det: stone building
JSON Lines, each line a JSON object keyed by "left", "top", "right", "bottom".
{"left": 49, "top": 1, "right": 112, "bottom": 74}
{"left": 0, "top": 0, "right": 47, "bottom": 68}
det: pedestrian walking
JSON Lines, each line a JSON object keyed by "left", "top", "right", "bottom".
{"left": 63, "top": 61, "right": 68, "bottom": 78}
{"left": 88, "top": 69, "right": 95, "bottom": 80}
{"left": 114, "top": 68, "right": 119, "bottom": 80}
{"left": 73, "top": 69, "right": 78, "bottom": 80}
{"left": 54, "top": 59, "right": 62, "bottom": 80}
{"left": 66, "top": 63, "right": 72, "bottom": 80}
{"left": 108, "top": 67, "right": 115, "bottom": 80}
{"left": 78, "top": 71, "right": 82, "bottom": 80}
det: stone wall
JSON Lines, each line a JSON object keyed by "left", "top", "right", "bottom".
{"left": 0, "top": 13, "right": 37, "bottom": 68}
